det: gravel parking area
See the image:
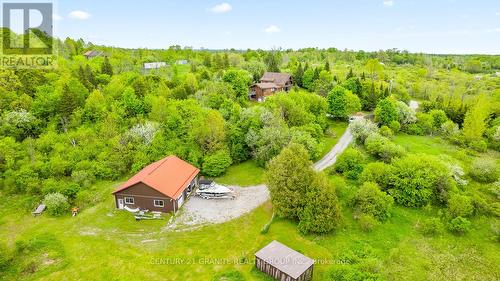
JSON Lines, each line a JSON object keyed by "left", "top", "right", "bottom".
{"left": 164, "top": 184, "right": 269, "bottom": 231}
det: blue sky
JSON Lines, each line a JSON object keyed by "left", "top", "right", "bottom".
{"left": 50, "top": 0, "right": 500, "bottom": 54}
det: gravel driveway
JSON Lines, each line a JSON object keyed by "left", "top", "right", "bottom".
{"left": 313, "top": 129, "right": 353, "bottom": 171}
{"left": 165, "top": 128, "right": 354, "bottom": 231}
{"left": 164, "top": 185, "right": 269, "bottom": 231}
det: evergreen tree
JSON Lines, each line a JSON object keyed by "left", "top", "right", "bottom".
{"left": 313, "top": 67, "right": 320, "bottom": 81}
{"left": 85, "top": 65, "right": 96, "bottom": 88}
{"left": 265, "top": 143, "right": 315, "bottom": 219}
{"left": 324, "top": 61, "right": 330, "bottom": 72}
{"left": 346, "top": 68, "right": 354, "bottom": 80}
{"left": 223, "top": 53, "right": 230, "bottom": 69}
{"left": 101, "top": 56, "right": 113, "bottom": 76}
{"left": 293, "top": 62, "right": 304, "bottom": 87}
{"left": 78, "top": 66, "right": 93, "bottom": 91}
{"left": 298, "top": 173, "right": 341, "bottom": 234}
{"left": 59, "top": 84, "right": 78, "bottom": 118}
{"left": 202, "top": 54, "right": 212, "bottom": 67}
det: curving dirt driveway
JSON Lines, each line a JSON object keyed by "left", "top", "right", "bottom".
{"left": 165, "top": 128, "right": 354, "bottom": 231}
{"left": 313, "top": 128, "right": 353, "bottom": 171}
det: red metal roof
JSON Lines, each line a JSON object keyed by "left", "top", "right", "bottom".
{"left": 112, "top": 155, "right": 199, "bottom": 199}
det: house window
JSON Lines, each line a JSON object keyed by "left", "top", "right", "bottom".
{"left": 124, "top": 197, "right": 134, "bottom": 204}
{"left": 153, "top": 200, "right": 164, "bottom": 207}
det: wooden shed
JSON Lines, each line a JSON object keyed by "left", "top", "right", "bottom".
{"left": 255, "top": 240, "right": 314, "bottom": 281}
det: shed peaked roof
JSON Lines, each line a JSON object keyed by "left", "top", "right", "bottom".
{"left": 113, "top": 155, "right": 199, "bottom": 199}
{"left": 260, "top": 72, "right": 292, "bottom": 85}
{"left": 255, "top": 240, "right": 314, "bottom": 279}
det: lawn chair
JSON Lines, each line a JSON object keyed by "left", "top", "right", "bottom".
{"left": 32, "top": 204, "right": 46, "bottom": 216}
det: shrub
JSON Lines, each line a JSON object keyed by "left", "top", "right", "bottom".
{"left": 351, "top": 182, "right": 393, "bottom": 220}
{"left": 43, "top": 193, "right": 69, "bottom": 216}
{"left": 61, "top": 182, "right": 80, "bottom": 200}
{"left": 374, "top": 98, "right": 398, "bottom": 126}
{"left": 447, "top": 194, "right": 473, "bottom": 218}
{"left": 429, "top": 109, "right": 448, "bottom": 130}
{"left": 327, "top": 265, "right": 383, "bottom": 281}
{"left": 202, "top": 150, "right": 233, "bottom": 177}
{"left": 395, "top": 101, "right": 416, "bottom": 125}
{"left": 471, "top": 195, "right": 491, "bottom": 216}
{"left": 389, "top": 120, "right": 401, "bottom": 133}
{"left": 211, "top": 270, "right": 245, "bottom": 281}
{"left": 379, "top": 125, "right": 393, "bottom": 138}
{"left": 440, "top": 120, "right": 459, "bottom": 139}
{"left": 349, "top": 119, "right": 379, "bottom": 143}
{"left": 334, "top": 148, "right": 365, "bottom": 180}
{"left": 418, "top": 218, "right": 444, "bottom": 236}
{"left": 358, "top": 214, "right": 378, "bottom": 232}
{"left": 0, "top": 242, "right": 11, "bottom": 271}
{"left": 405, "top": 113, "right": 435, "bottom": 135}
{"left": 71, "top": 170, "right": 96, "bottom": 188}
{"left": 365, "top": 133, "right": 405, "bottom": 162}
{"left": 390, "top": 154, "right": 454, "bottom": 207}
{"left": 469, "top": 158, "right": 498, "bottom": 183}
{"left": 448, "top": 216, "right": 471, "bottom": 235}
{"left": 359, "top": 162, "right": 393, "bottom": 189}
{"left": 468, "top": 139, "right": 487, "bottom": 152}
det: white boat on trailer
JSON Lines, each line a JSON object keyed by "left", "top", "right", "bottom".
{"left": 196, "top": 180, "right": 235, "bottom": 199}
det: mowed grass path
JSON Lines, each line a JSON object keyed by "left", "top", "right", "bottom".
{"left": 1, "top": 133, "right": 498, "bottom": 280}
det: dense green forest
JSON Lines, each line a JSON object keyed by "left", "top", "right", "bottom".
{"left": 0, "top": 36, "right": 499, "bottom": 280}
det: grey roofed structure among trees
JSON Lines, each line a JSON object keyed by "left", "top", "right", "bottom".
{"left": 143, "top": 62, "right": 168, "bottom": 69}
{"left": 255, "top": 240, "right": 314, "bottom": 280}
{"left": 83, "top": 50, "right": 103, "bottom": 59}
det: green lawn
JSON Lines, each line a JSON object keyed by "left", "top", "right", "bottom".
{"left": 316, "top": 120, "right": 349, "bottom": 161}
{"left": 215, "top": 160, "right": 264, "bottom": 187}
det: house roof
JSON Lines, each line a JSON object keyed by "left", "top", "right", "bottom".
{"left": 255, "top": 240, "right": 314, "bottom": 279}
{"left": 144, "top": 62, "right": 168, "bottom": 69}
{"left": 260, "top": 72, "right": 292, "bottom": 86}
{"left": 83, "top": 50, "right": 103, "bottom": 58}
{"left": 253, "top": 82, "right": 279, "bottom": 89}
{"left": 113, "top": 155, "right": 199, "bottom": 199}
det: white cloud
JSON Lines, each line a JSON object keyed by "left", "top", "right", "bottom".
{"left": 68, "top": 10, "right": 91, "bottom": 20}
{"left": 210, "top": 3, "right": 232, "bottom": 14}
{"left": 496, "top": 12, "right": 500, "bottom": 16}
{"left": 383, "top": 0, "right": 394, "bottom": 7}
{"left": 264, "top": 25, "right": 281, "bottom": 34}
{"left": 53, "top": 13, "right": 62, "bottom": 21}
{"left": 486, "top": 27, "right": 500, "bottom": 33}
